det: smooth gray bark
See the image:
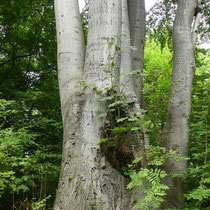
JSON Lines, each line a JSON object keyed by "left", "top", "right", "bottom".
{"left": 128, "top": 0, "right": 150, "bottom": 146}
{"left": 161, "top": 0, "right": 199, "bottom": 207}
{"left": 54, "top": 0, "right": 85, "bottom": 209}
{"left": 54, "top": 0, "right": 146, "bottom": 209}
{"left": 128, "top": 0, "right": 145, "bottom": 107}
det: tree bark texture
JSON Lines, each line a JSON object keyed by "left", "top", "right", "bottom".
{"left": 161, "top": 0, "right": 198, "bottom": 208}
{"left": 54, "top": 0, "right": 146, "bottom": 209}
{"left": 128, "top": 0, "right": 145, "bottom": 106}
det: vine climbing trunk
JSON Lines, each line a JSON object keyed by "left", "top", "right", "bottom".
{"left": 161, "top": 0, "right": 200, "bottom": 208}
{"left": 54, "top": 0, "right": 146, "bottom": 209}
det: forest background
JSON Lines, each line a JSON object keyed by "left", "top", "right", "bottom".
{"left": 0, "top": 0, "right": 209, "bottom": 209}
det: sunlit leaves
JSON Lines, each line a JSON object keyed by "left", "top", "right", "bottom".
{"left": 125, "top": 145, "right": 176, "bottom": 209}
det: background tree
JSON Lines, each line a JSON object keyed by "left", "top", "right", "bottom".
{"left": 161, "top": 0, "right": 202, "bottom": 207}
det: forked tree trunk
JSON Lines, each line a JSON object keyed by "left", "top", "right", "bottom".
{"left": 161, "top": 0, "right": 199, "bottom": 208}
{"left": 54, "top": 0, "right": 146, "bottom": 209}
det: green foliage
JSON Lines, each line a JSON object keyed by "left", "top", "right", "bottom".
{"left": 143, "top": 41, "right": 210, "bottom": 208}
{"left": 0, "top": 0, "right": 62, "bottom": 208}
{"left": 147, "top": 0, "right": 210, "bottom": 48}
{"left": 81, "top": 9, "right": 88, "bottom": 44}
{"left": 146, "top": 0, "right": 176, "bottom": 50}
{"left": 184, "top": 165, "right": 210, "bottom": 202}
{"left": 31, "top": 195, "right": 51, "bottom": 210}
{"left": 143, "top": 40, "right": 173, "bottom": 145}
{"left": 125, "top": 146, "right": 182, "bottom": 209}
{"left": 0, "top": 99, "right": 62, "bottom": 209}
{"left": 182, "top": 49, "right": 210, "bottom": 208}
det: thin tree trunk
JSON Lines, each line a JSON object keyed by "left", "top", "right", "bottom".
{"left": 128, "top": 0, "right": 150, "bottom": 146}
{"left": 128, "top": 0, "right": 145, "bottom": 107}
{"left": 54, "top": 0, "right": 146, "bottom": 209}
{"left": 161, "top": 0, "right": 198, "bottom": 207}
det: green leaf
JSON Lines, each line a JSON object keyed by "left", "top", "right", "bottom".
{"left": 116, "top": 117, "right": 128, "bottom": 123}
{"left": 17, "top": 184, "right": 29, "bottom": 192}
{"left": 130, "top": 46, "right": 138, "bottom": 51}
{"left": 121, "top": 70, "right": 140, "bottom": 77}
{"left": 103, "top": 69, "right": 110, "bottom": 73}
{"left": 96, "top": 112, "right": 107, "bottom": 119}
{"left": 108, "top": 100, "right": 124, "bottom": 107}
{"left": 124, "top": 99, "right": 134, "bottom": 104}
{"left": 97, "top": 138, "right": 109, "bottom": 145}
{"left": 128, "top": 117, "right": 139, "bottom": 122}
{"left": 100, "top": 96, "right": 115, "bottom": 102}
{"left": 131, "top": 127, "right": 140, "bottom": 131}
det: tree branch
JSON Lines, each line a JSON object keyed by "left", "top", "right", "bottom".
{"left": 0, "top": 54, "right": 32, "bottom": 67}
{"left": 192, "top": 0, "right": 202, "bottom": 47}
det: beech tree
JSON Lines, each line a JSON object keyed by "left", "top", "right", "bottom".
{"left": 54, "top": 0, "right": 146, "bottom": 209}
{"left": 53, "top": 0, "right": 201, "bottom": 209}
{"left": 161, "top": 0, "right": 201, "bottom": 207}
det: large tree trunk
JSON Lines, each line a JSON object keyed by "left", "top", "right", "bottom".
{"left": 161, "top": 0, "right": 199, "bottom": 208}
{"left": 54, "top": 0, "right": 146, "bottom": 209}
